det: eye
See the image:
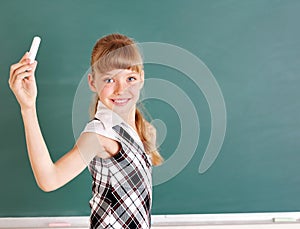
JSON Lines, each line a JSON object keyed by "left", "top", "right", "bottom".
{"left": 104, "top": 78, "right": 114, "bottom": 83}
{"left": 128, "top": 75, "right": 137, "bottom": 82}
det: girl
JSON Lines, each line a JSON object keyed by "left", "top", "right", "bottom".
{"left": 9, "top": 33, "right": 163, "bottom": 229}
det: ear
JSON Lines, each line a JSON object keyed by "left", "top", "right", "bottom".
{"left": 88, "top": 73, "right": 97, "bottom": 92}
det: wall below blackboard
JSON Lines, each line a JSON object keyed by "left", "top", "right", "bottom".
{"left": 1, "top": 213, "right": 300, "bottom": 228}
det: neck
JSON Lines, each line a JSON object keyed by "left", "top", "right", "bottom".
{"left": 118, "top": 106, "right": 137, "bottom": 131}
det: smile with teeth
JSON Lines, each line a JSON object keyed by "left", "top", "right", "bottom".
{"left": 111, "top": 98, "right": 131, "bottom": 105}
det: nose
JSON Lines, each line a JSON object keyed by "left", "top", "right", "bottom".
{"left": 114, "top": 80, "right": 127, "bottom": 95}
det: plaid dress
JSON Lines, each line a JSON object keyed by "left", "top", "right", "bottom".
{"left": 82, "top": 101, "right": 152, "bottom": 229}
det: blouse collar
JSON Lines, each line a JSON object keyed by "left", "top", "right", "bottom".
{"left": 94, "top": 100, "right": 124, "bottom": 130}
{"left": 94, "top": 100, "right": 146, "bottom": 152}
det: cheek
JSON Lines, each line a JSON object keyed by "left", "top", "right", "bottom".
{"left": 129, "top": 84, "right": 142, "bottom": 97}
{"left": 99, "top": 85, "right": 114, "bottom": 98}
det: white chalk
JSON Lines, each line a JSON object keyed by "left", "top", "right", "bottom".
{"left": 28, "top": 36, "right": 41, "bottom": 64}
{"left": 272, "top": 217, "right": 298, "bottom": 222}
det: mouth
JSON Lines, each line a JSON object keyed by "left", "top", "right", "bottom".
{"left": 110, "top": 98, "right": 131, "bottom": 106}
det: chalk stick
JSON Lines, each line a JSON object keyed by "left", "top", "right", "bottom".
{"left": 28, "top": 36, "right": 41, "bottom": 64}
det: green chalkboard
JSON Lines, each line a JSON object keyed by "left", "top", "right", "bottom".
{"left": 1, "top": 0, "right": 300, "bottom": 217}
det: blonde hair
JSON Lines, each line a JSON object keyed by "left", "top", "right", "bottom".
{"left": 89, "top": 33, "right": 163, "bottom": 166}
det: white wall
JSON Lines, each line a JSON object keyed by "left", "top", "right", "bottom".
{"left": 1, "top": 213, "right": 300, "bottom": 228}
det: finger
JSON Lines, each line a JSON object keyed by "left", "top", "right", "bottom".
{"left": 10, "top": 63, "right": 25, "bottom": 78}
{"left": 9, "top": 59, "right": 31, "bottom": 79}
{"left": 24, "top": 61, "right": 38, "bottom": 82}
{"left": 10, "top": 63, "right": 33, "bottom": 86}
{"left": 31, "top": 60, "right": 38, "bottom": 72}
{"left": 9, "top": 62, "right": 24, "bottom": 86}
{"left": 10, "top": 53, "right": 30, "bottom": 74}
{"left": 9, "top": 53, "right": 31, "bottom": 87}
{"left": 13, "top": 70, "right": 34, "bottom": 84}
{"left": 14, "top": 63, "right": 34, "bottom": 76}
{"left": 19, "top": 52, "right": 30, "bottom": 62}
{"left": 9, "top": 71, "right": 33, "bottom": 90}
{"left": 25, "top": 67, "right": 37, "bottom": 82}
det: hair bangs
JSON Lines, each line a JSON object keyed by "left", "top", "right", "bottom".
{"left": 93, "top": 43, "right": 143, "bottom": 75}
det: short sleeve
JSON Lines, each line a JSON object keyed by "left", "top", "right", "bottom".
{"left": 82, "top": 119, "right": 118, "bottom": 140}
{"left": 79, "top": 119, "right": 119, "bottom": 164}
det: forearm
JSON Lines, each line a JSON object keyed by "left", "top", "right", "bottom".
{"left": 21, "top": 107, "right": 57, "bottom": 191}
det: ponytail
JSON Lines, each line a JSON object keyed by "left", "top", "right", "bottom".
{"left": 135, "top": 108, "right": 164, "bottom": 166}
{"left": 89, "top": 93, "right": 99, "bottom": 120}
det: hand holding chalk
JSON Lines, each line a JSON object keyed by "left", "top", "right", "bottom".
{"left": 8, "top": 37, "right": 41, "bottom": 110}
{"left": 28, "top": 36, "right": 41, "bottom": 64}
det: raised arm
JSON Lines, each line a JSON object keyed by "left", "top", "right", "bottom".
{"left": 8, "top": 53, "right": 106, "bottom": 192}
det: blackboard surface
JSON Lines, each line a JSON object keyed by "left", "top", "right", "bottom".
{"left": 1, "top": 0, "right": 300, "bottom": 217}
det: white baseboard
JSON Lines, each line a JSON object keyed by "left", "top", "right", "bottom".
{"left": 0, "top": 212, "right": 300, "bottom": 228}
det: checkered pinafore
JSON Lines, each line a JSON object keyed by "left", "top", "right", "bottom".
{"left": 87, "top": 120, "right": 152, "bottom": 229}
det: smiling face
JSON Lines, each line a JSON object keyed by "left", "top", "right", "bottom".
{"left": 89, "top": 34, "right": 144, "bottom": 121}
{"left": 88, "top": 68, "right": 144, "bottom": 117}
